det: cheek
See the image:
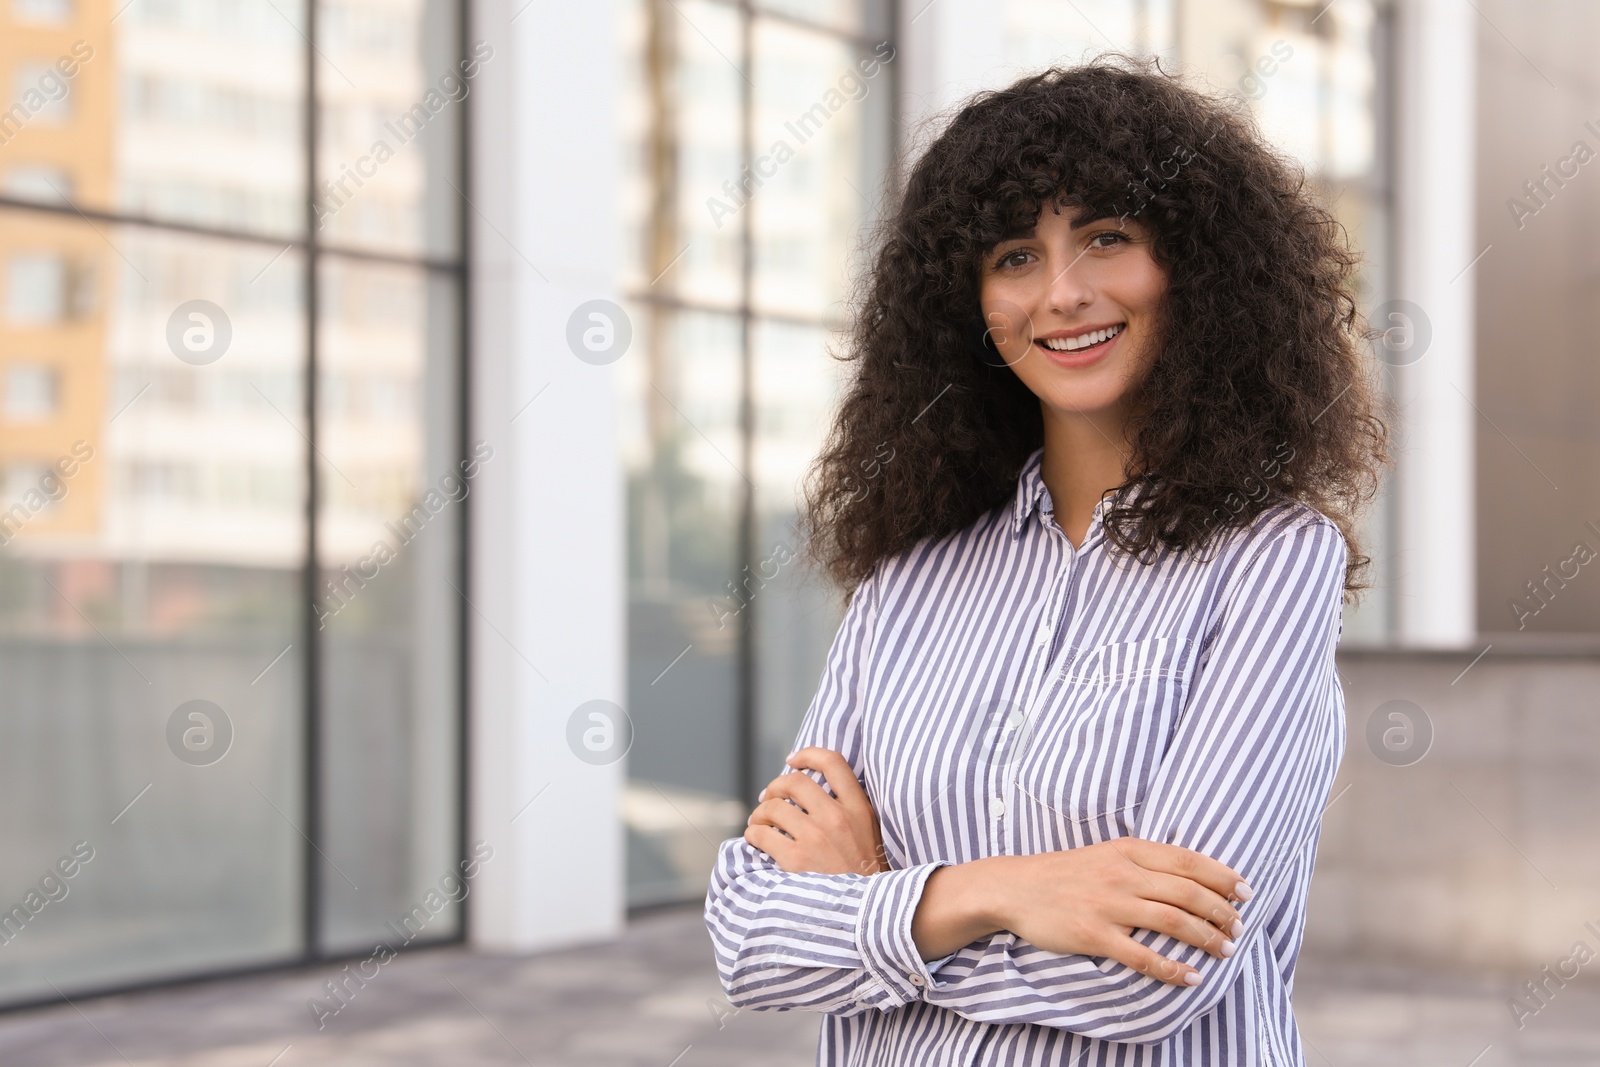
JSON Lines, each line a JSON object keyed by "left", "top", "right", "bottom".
{"left": 1126, "top": 257, "right": 1168, "bottom": 315}
{"left": 979, "top": 294, "right": 1034, "bottom": 357}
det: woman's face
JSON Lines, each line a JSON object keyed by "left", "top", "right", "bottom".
{"left": 978, "top": 205, "right": 1168, "bottom": 418}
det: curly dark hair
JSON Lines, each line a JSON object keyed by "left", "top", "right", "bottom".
{"left": 798, "top": 53, "right": 1392, "bottom": 604}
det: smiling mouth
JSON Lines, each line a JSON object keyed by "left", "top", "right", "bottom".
{"left": 1034, "top": 323, "right": 1125, "bottom": 358}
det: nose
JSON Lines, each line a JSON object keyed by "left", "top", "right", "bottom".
{"left": 1046, "top": 249, "right": 1095, "bottom": 315}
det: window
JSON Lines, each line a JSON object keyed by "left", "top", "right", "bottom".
{"left": 10, "top": 0, "right": 72, "bottom": 24}
{"left": 0, "top": 0, "right": 468, "bottom": 1005}
{"left": 13, "top": 64, "right": 74, "bottom": 126}
{"left": 1, "top": 164, "right": 73, "bottom": 201}
{"left": 5, "top": 253, "right": 68, "bottom": 323}
{"left": 3, "top": 362, "right": 58, "bottom": 419}
{"left": 619, "top": 0, "right": 895, "bottom": 906}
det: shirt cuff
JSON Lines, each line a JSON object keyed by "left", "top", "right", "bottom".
{"left": 853, "top": 860, "right": 952, "bottom": 1010}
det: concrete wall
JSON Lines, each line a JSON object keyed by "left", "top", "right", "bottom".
{"left": 1308, "top": 648, "right": 1600, "bottom": 972}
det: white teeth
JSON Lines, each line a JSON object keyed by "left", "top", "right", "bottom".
{"left": 1040, "top": 323, "right": 1124, "bottom": 351}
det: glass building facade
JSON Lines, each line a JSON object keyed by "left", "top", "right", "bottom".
{"left": 0, "top": 0, "right": 467, "bottom": 1003}
{"left": 615, "top": 0, "right": 897, "bottom": 906}
{"left": 0, "top": 0, "right": 1404, "bottom": 991}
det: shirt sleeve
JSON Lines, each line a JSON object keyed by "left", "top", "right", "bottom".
{"left": 703, "top": 561, "right": 957, "bottom": 1016}
{"left": 903, "top": 515, "right": 1349, "bottom": 1043}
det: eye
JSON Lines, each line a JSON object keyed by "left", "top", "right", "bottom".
{"left": 1089, "top": 230, "right": 1130, "bottom": 249}
{"left": 993, "top": 248, "right": 1033, "bottom": 270}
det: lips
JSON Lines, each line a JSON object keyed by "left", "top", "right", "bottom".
{"left": 1033, "top": 325, "right": 1124, "bottom": 368}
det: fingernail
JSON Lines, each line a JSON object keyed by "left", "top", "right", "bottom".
{"left": 1229, "top": 919, "right": 1243, "bottom": 939}
{"left": 1183, "top": 971, "right": 1202, "bottom": 986}
{"left": 757, "top": 788, "right": 767, "bottom": 802}
{"left": 1233, "top": 881, "right": 1254, "bottom": 902}
{"left": 1219, "top": 939, "right": 1235, "bottom": 958}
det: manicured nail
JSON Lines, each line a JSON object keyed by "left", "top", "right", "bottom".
{"left": 757, "top": 788, "right": 767, "bottom": 802}
{"left": 1233, "top": 881, "right": 1254, "bottom": 902}
{"left": 1183, "top": 971, "right": 1202, "bottom": 986}
{"left": 1219, "top": 939, "right": 1236, "bottom": 958}
{"left": 1229, "top": 919, "right": 1243, "bottom": 939}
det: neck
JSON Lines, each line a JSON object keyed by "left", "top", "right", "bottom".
{"left": 1037, "top": 402, "right": 1133, "bottom": 548}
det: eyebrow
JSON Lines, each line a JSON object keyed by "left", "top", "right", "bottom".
{"left": 994, "top": 207, "right": 1126, "bottom": 244}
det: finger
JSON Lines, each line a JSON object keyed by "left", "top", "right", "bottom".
{"left": 743, "top": 824, "right": 797, "bottom": 867}
{"left": 1122, "top": 839, "right": 1252, "bottom": 905}
{"left": 762, "top": 770, "right": 841, "bottom": 816}
{"left": 1129, "top": 900, "right": 1235, "bottom": 960}
{"left": 1146, "top": 871, "right": 1243, "bottom": 939}
{"left": 747, "top": 798, "right": 811, "bottom": 839}
{"left": 787, "top": 748, "right": 871, "bottom": 807}
{"left": 755, "top": 773, "right": 788, "bottom": 803}
{"left": 1103, "top": 935, "right": 1201, "bottom": 988}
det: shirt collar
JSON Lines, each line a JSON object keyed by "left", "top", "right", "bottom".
{"left": 1009, "top": 446, "right": 1144, "bottom": 540}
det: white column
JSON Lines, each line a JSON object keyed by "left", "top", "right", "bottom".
{"left": 468, "top": 0, "right": 626, "bottom": 950}
{"left": 1391, "top": 0, "right": 1477, "bottom": 647}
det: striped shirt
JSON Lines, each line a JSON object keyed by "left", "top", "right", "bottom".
{"left": 703, "top": 444, "right": 1348, "bottom": 1065}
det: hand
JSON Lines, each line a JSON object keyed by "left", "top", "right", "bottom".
{"left": 914, "top": 839, "right": 1249, "bottom": 987}
{"left": 743, "top": 747, "right": 889, "bottom": 876}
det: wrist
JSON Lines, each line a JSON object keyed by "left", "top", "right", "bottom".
{"left": 961, "top": 854, "right": 1017, "bottom": 934}
{"left": 911, "top": 856, "right": 1013, "bottom": 961}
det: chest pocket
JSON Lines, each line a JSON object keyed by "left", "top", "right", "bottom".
{"left": 1011, "top": 635, "right": 1197, "bottom": 847}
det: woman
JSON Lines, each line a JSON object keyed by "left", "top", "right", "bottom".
{"left": 703, "top": 56, "right": 1390, "bottom": 1065}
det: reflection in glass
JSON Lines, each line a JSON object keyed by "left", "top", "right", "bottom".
{"left": 315, "top": 257, "right": 460, "bottom": 952}
{"left": 0, "top": 0, "right": 308, "bottom": 236}
{"left": 618, "top": 0, "right": 744, "bottom": 310}
{"left": 751, "top": 19, "right": 888, "bottom": 320}
{"left": 316, "top": 0, "right": 465, "bottom": 258}
{"left": 0, "top": 212, "right": 306, "bottom": 999}
{"left": 754, "top": 0, "right": 890, "bottom": 38}
{"left": 619, "top": 304, "right": 745, "bottom": 907}
{"left": 753, "top": 319, "right": 848, "bottom": 782}
{"left": 1004, "top": 0, "right": 1166, "bottom": 69}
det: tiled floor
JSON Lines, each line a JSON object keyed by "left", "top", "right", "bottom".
{"left": 0, "top": 905, "right": 1593, "bottom": 1066}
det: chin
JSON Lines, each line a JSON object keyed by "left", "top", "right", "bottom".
{"left": 1043, "top": 394, "right": 1125, "bottom": 415}
{"left": 1033, "top": 378, "right": 1133, "bottom": 415}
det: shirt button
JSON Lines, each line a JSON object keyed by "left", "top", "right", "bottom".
{"left": 908, "top": 973, "right": 925, "bottom": 986}
{"left": 989, "top": 796, "right": 1006, "bottom": 818}
{"left": 1034, "top": 623, "right": 1052, "bottom": 646}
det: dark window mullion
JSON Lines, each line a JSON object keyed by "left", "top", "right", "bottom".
{"left": 455, "top": 0, "right": 475, "bottom": 944}
{"left": 737, "top": 3, "right": 757, "bottom": 807}
{"left": 303, "top": 0, "right": 325, "bottom": 961}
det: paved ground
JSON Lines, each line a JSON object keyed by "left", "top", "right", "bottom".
{"left": 0, "top": 904, "right": 1594, "bottom": 1066}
